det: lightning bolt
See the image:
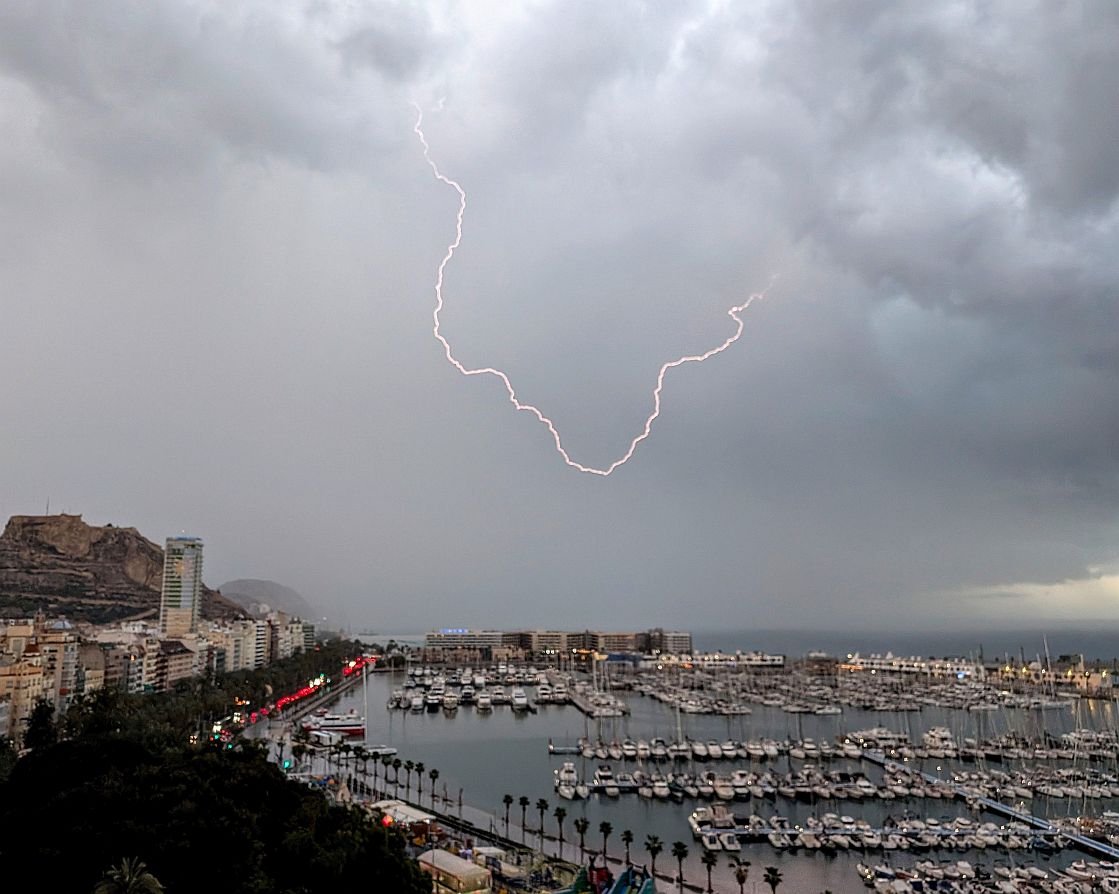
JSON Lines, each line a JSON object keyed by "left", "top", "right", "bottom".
{"left": 413, "top": 105, "right": 769, "bottom": 477}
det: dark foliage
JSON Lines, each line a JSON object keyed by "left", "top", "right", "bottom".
{"left": 0, "top": 640, "right": 429, "bottom": 894}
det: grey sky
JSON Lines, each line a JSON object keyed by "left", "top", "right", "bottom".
{"left": 1, "top": 1, "right": 1116, "bottom": 633}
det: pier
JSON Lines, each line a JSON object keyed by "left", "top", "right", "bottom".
{"left": 862, "top": 749, "right": 1119, "bottom": 862}
{"left": 568, "top": 689, "right": 629, "bottom": 718}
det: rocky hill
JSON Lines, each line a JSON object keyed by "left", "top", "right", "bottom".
{"left": 219, "top": 578, "right": 316, "bottom": 620}
{"left": 0, "top": 514, "right": 243, "bottom": 624}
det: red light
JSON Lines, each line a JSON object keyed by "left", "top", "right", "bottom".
{"left": 382, "top": 815, "right": 394, "bottom": 827}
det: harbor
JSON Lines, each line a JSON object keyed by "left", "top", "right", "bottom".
{"left": 263, "top": 650, "right": 1119, "bottom": 893}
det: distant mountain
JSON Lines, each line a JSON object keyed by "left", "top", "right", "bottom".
{"left": 219, "top": 578, "right": 316, "bottom": 620}
{"left": 0, "top": 513, "right": 243, "bottom": 624}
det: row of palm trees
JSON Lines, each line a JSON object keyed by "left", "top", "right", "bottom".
{"left": 286, "top": 735, "right": 787, "bottom": 893}
{"left": 496, "top": 795, "right": 786, "bottom": 894}
{"left": 289, "top": 735, "right": 445, "bottom": 811}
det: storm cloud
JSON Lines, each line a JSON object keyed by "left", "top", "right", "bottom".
{"left": 1, "top": 1, "right": 1116, "bottom": 634}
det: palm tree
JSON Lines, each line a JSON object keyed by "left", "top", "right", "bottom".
{"left": 415, "top": 761, "right": 425, "bottom": 800}
{"left": 93, "top": 857, "right": 164, "bottom": 894}
{"left": 429, "top": 768, "right": 439, "bottom": 810}
{"left": 502, "top": 794, "right": 514, "bottom": 835}
{"left": 391, "top": 758, "right": 402, "bottom": 796}
{"left": 575, "top": 817, "right": 591, "bottom": 856}
{"left": 536, "top": 798, "right": 549, "bottom": 848}
{"left": 644, "top": 835, "right": 663, "bottom": 878}
{"left": 403, "top": 760, "right": 415, "bottom": 799}
{"left": 554, "top": 806, "right": 567, "bottom": 858}
{"left": 381, "top": 755, "right": 392, "bottom": 796}
{"left": 518, "top": 795, "right": 530, "bottom": 843}
{"left": 621, "top": 829, "right": 634, "bottom": 865}
{"left": 353, "top": 746, "right": 368, "bottom": 790}
{"left": 340, "top": 742, "right": 352, "bottom": 784}
{"left": 599, "top": 821, "right": 613, "bottom": 861}
{"left": 730, "top": 857, "right": 751, "bottom": 894}
{"left": 671, "top": 841, "right": 688, "bottom": 892}
{"left": 763, "top": 865, "right": 783, "bottom": 894}
{"left": 701, "top": 850, "right": 718, "bottom": 892}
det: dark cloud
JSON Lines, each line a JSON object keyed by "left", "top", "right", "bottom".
{"left": 0, "top": 1, "right": 1115, "bottom": 632}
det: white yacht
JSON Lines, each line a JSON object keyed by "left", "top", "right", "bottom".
{"left": 475, "top": 690, "right": 493, "bottom": 711}
{"left": 511, "top": 688, "right": 529, "bottom": 711}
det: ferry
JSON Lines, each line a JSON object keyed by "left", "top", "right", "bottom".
{"left": 301, "top": 708, "right": 365, "bottom": 737}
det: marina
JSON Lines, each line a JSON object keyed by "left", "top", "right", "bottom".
{"left": 269, "top": 653, "right": 1119, "bottom": 892}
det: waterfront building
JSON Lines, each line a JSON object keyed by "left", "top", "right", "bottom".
{"left": 159, "top": 536, "right": 204, "bottom": 638}
{"left": 840, "top": 652, "right": 984, "bottom": 679}
{"left": 0, "top": 646, "right": 45, "bottom": 742}
{"left": 424, "top": 629, "right": 506, "bottom": 651}
{"left": 76, "top": 642, "right": 106, "bottom": 694}
{"left": 0, "top": 696, "right": 9, "bottom": 739}
{"left": 423, "top": 627, "right": 696, "bottom": 659}
{"left": 643, "top": 628, "right": 693, "bottom": 655}
{"left": 153, "top": 639, "right": 195, "bottom": 692}
{"left": 38, "top": 621, "right": 79, "bottom": 712}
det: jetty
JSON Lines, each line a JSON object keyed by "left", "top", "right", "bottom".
{"left": 862, "top": 749, "right": 1119, "bottom": 862}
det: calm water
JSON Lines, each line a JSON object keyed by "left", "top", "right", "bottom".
{"left": 331, "top": 670, "right": 1119, "bottom": 893}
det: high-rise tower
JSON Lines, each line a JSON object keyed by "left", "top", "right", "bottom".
{"left": 159, "top": 536, "right": 203, "bottom": 637}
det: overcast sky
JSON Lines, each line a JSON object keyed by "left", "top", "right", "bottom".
{"left": 1, "top": 1, "right": 1116, "bottom": 634}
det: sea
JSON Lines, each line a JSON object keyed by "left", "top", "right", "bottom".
{"left": 325, "top": 652, "right": 1119, "bottom": 894}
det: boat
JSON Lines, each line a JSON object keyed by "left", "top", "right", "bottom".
{"left": 719, "top": 831, "right": 740, "bottom": 852}
{"left": 475, "top": 691, "right": 493, "bottom": 711}
{"left": 442, "top": 691, "right": 459, "bottom": 711}
{"left": 700, "top": 830, "right": 722, "bottom": 851}
{"left": 511, "top": 688, "right": 529, "bottom": 711}
{"left": 301, "top": 709, "right": 365, "bottom": 736}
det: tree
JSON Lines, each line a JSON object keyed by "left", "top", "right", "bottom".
{"left": 731, "top": 857, "right": 751, "bottom": 894}
{"left": 355, "top": 747, "right": 369, "bottom": 788}
{"left": 502, "top": 794, "right": 514, "bottom": 835}
{"left": 536, "top": 798, "right": 549, "bottom": 848}
{"left": 415, "top": 762, "right": 425, "bottom": 799}
{"left": 671, "top": 841, "right": 688, "bottom": 892}
{"left": 1, "top": 735, "right": 430, "bottom": 894}
{"left": 291, "top": 743, "right": 307, "bottom": 771}
{"left": 644, "top": 835, "right": 663, "bottom": 878}
{"left": 391, "top": 758, "right": 402, "bottom": 796}
{"left": 429, "top": 768, "right": 439, "bottom": 810}
{"left": 93, "top": 856, "right": 164, "bottom": 894}
{"left": 403, "top": 760, "right": 415, "bottom": 799}
{"left": 621, "top": 829, "right": 634, "bottom": 866}
{"left": 381, "top": 755, "right": 392, "bottom": 796}
{"left": 518, "top": 795, "right": 530, "bottom": 843}
{"left": 599, "top": 820, "right": 613, "bottom": 861}
{"left": 575, "top": 817, "right": 591, "bottom": 856}
{"left": 701, "top": 850, "right": 718, "bottom": 893}
{"left": 553, "top": 806, "right": 567, "bottom": 859}
{"left": 24, "top": 698, "right": 58, "bottom": 751}
{"left": 763, "top": 865, "right": 784, "bottom": 894}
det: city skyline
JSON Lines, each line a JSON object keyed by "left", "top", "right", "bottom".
{"left": 0, "top": 3, "right": 1116, "bottom": 632}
